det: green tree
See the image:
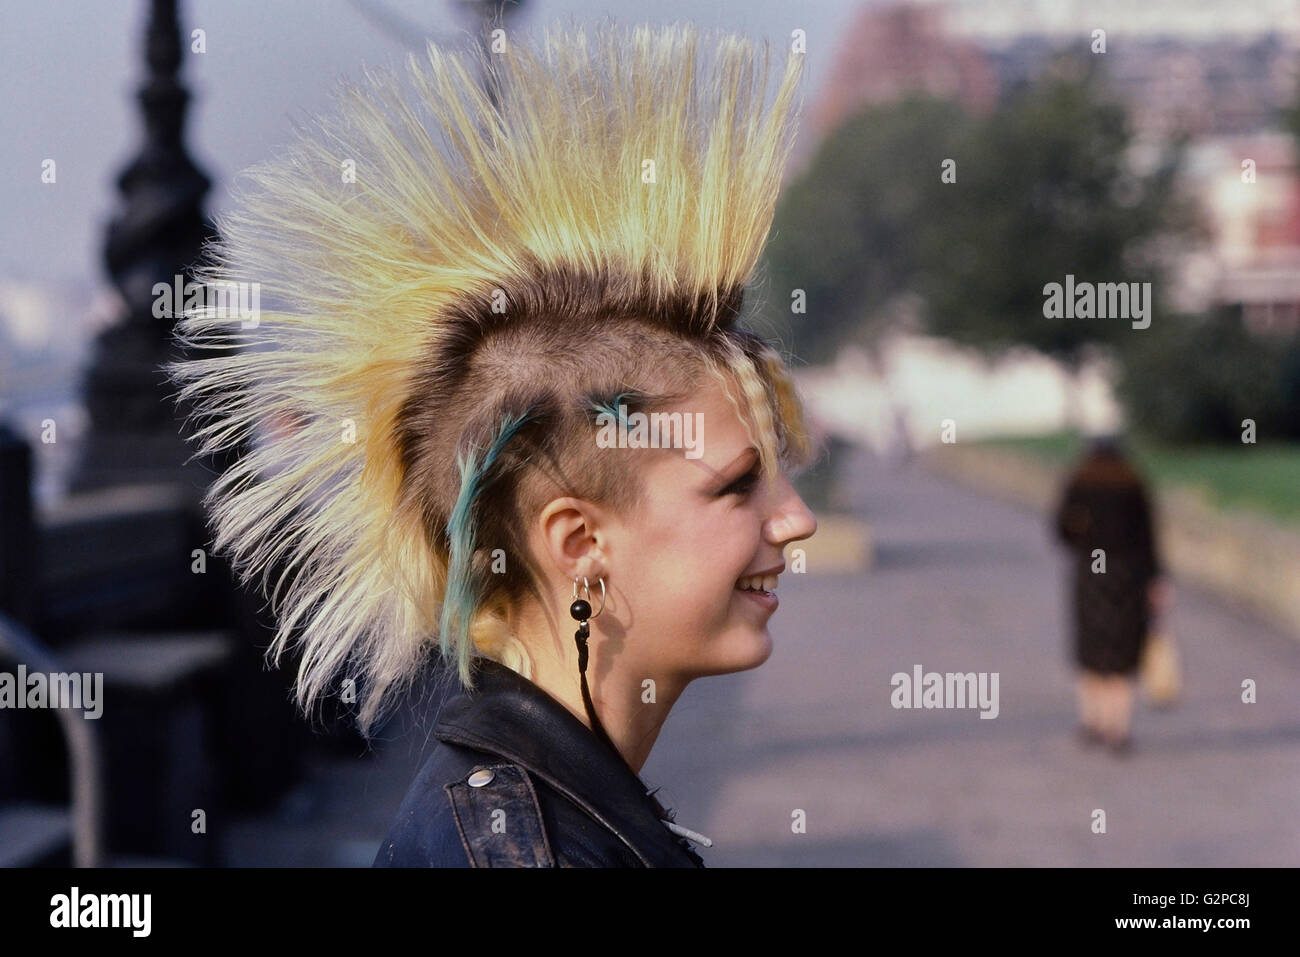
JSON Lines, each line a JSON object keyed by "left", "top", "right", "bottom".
{"left": 756, "top": 95, "right": 971, "bottom": 364}
{"left": 914, "top": 54, "right": 1199, "bottom": 378}
{"left": 1119, "top": 307, "right": 1300, "bottom": 441}
{"left": 760, "top": 50, "right": 1201, "bottom": 413}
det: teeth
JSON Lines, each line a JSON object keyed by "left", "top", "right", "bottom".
{"left": 736, "top": 574, "right": 778, "bottom": 592}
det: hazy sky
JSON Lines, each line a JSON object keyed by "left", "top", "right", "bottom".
{"left": 1, "top": 0, "right": 864, "bottom": 283}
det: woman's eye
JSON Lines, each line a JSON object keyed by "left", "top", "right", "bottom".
{"left": 722, "top": 469, "right": 760, "bottom": 497}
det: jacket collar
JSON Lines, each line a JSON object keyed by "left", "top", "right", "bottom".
{"left": 433, "top": 656, "right": 700, "bottom": 867}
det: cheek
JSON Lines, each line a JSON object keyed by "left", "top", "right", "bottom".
{"left": 625, "top": 521, "right": 725, "bottom": 621}
{"left": 671, "top": 511, "right": 750, "bottom": 581}
{"left": 699, "top": 509, "right": 761, "bottom": 572}
{"left": 672, "top": 515, "right": 760, "bottom": 620}
{"left": 624, "top": 498, "right": 760, "bottom": 628}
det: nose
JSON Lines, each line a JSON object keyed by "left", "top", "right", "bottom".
{"left": 764, "top": 473, "right": 818, "bottom": 546}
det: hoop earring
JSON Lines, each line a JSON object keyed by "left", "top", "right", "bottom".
{"left": 569, "top": 576, "right": 618, "bottom": 757}
{"left": 572, "top": 576, "right": 606, "bottom": 620}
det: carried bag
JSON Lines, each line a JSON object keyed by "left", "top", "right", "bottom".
{"left": 1140, "top": 630, "right": 1181, "bottom": 707}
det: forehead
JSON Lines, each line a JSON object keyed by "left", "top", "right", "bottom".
{"left": 656, "top": 375, "right": 757, "bottom": 472}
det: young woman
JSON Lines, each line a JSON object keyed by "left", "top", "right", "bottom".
{"left": 170, "top": 20, "right": 818, "bottom": 866}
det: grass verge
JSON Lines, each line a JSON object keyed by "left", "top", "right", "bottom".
{"left": 979, "top": 431, "right": 1300, "bottom": 526}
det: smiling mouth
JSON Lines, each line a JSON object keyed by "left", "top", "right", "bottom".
{"left": 735, "top": 573, "right": 779, "bottom": 611}
{"left": 735, "top": 573, "right": 779, "bottom": 594}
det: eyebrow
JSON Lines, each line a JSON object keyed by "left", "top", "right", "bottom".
{"left": 725, "top": 446, "right": 760, "bottom": 472}
{"left": 700, "top": 445, "right": 760, "bottom": 485}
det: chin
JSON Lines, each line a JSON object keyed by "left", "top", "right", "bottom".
{"left": 696, "top": 627, "right": 774, "bottom": 678}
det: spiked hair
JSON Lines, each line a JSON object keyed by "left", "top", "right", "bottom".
{"left": 169, "top": 20, "right": 815, "bottom": 737}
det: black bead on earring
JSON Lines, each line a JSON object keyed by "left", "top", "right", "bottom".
{"left": 570, "top": 597, "right": 592, "bottom": 672}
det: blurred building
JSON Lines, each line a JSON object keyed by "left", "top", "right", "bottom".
{"left": 808, "top": 3, "right": 998, "bottom": 133}
{"left": 795, "top": 3, "right": 997, "bottom": 173}
{"left": 806, "top": 1, "right": 1300, "bottom": 147}
{"left": 940, "top": 0, "right": 1300, "bottom": 45}
{"left": 1173, "top": 132, "right": 1300, "bottom": 335}
{"left": 969, "top": 30, "right": 1299, "bottom": 141}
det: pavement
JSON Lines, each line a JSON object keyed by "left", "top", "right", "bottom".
{"left": 223, "top": 445, "right": 1300, "bottom": 866}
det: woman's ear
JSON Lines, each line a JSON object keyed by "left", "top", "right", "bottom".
{"left": 535, "top": 496, "right": 609, "bottom": 582}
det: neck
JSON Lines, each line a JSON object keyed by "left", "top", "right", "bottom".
{"left": 509, "top": 604, "right": 685, "bottom": 774}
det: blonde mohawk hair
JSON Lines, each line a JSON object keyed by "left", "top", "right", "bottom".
{"left": 169, "top": 20, "right": 813, "bottom": 737}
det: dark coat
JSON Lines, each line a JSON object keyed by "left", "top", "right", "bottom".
{"left": 1053, "top": 448, "right": 1162, "bottom": 675}
{"left": 373, "top": 656, "right": 706, "bottom": 867}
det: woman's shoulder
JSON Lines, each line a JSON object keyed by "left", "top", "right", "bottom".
{"left": 372, "top": 738, "right": 641, "bottom": 868}
{"left": 372, "top": 659, "right": 705, "bottom": 868}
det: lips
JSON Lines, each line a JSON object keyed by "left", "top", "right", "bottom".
{"left": 735, "top": 564, "right": 782, "bottom": 613}
{"left": 736, "top": 585, "right": 779, "bottom": 612}
{"left": 735, "top": 563, "right": 784, "bottom": 593}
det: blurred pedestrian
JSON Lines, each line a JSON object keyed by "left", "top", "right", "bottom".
{"left": 1053, "top": 434, "right": 1168, "bottom": 754}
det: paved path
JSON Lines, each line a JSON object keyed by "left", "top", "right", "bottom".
{"left": 225, "top": 446, "right": 1300, "bottom": 866}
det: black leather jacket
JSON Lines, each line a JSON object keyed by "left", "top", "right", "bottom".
{"left": 373, "top": 657, "right": 706, "bottom": 867}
